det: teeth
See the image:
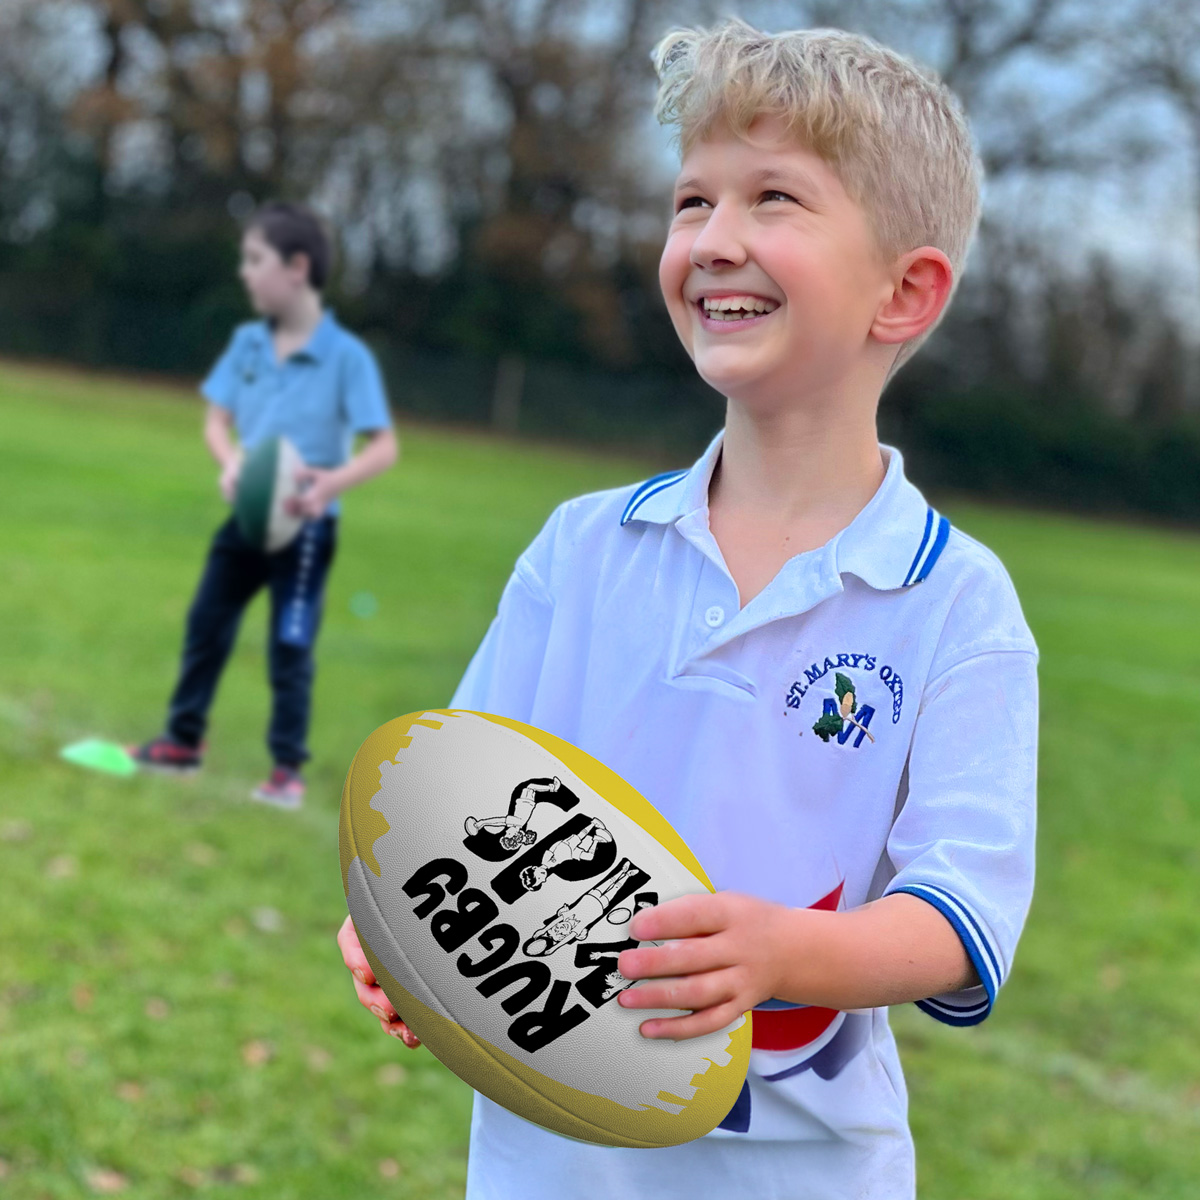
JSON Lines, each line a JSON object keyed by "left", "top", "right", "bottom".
{"left": 700, "top": 295, "right": 778, "bottom": 319}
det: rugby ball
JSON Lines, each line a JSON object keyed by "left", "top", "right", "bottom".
{"left": 234, "top": 434, "right": 305, "bottom": 552}
{"left": 339, "top": 709, "right": 751, "bottom": 1148}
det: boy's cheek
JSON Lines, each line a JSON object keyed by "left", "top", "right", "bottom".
{"left": 657, "top": 243, "right": 695, "bottom": 352}
{"left": 662, "top": 300, "right": 696, "bottom": 361}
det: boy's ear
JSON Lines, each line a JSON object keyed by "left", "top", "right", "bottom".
{"left": 286, "top": 250, "right": 313, "bottom": 286}
{"left": 871, "top": 247, "right": 953, "bottom": 346}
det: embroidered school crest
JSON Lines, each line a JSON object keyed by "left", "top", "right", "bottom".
{"left": 783, "top": 651, "right": 905, "bottom": 748}
{"left": 811, "top": 672, "right": 875, "bottom": 744}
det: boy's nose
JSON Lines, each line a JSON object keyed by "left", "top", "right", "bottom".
{"left": 689, "top": 203, "right": 749, "bottom": 271}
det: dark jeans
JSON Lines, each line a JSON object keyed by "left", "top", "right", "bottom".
{"left": 165, "top": 514, "right": 338, "bottom": 767}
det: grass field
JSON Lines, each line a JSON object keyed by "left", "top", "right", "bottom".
{"left": 1, "top": 359, "right": 1198, "bottom": 1199}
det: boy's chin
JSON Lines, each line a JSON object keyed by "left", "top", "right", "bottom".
{"left": 693, "top": 351, "right": 788, "bottom": 404}
{"left": 246, "top": 292, "right": 283, "bottom": 316}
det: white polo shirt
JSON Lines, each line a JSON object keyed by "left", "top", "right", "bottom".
{"left": 448, "top": 426, "right": 1038, "bottom": 1200}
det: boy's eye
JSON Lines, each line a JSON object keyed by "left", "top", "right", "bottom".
{"left": 761, "top": 190, "right": 799, "bottom": 204}
{"left": 676, "top": 195, "right": 710, "bottom": 211}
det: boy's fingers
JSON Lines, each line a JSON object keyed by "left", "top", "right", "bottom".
{"left": 617, "top": 968, "right": 738, "bottom": 1014}
{"left": 354, "top": 974, "right": 397, "bottom": 1019}
{"left": 637, "top": 999, "right": 747, "bottom": 1042}
{"left": 335, "top": 914, "right": 364, "bottom": 962}
{"left": 629, "top": 893, "right": 728, "bottom": 942}
{"left": 381, "top": 1017, "right": 422, "bottom": 1049}
{"left": 338, "top": 916, "right": 413, "bottom": 1039}
{"left": 617, "top": 935, "right": 726, "bottom": 982}
{"left": 294, "top": 467, "right": 325, "bottom": 493}
{"left": 336, "top": 915, "right": 376, "bottom": 984}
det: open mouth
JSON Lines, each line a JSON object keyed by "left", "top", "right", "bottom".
{"left": 696, "top": 294, "right": 780, "bottom": 324}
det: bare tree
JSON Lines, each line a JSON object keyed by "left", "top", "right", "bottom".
{"left": 5, "top": 0, "right": 1198, "bottom": 415}
{"left": 750, "top": 0, "right": 1186, "bottom": 408}
{"left": 292, "top": 0, "right": 722, "bottom": 361}
{"left": 1115, "top": 0, "right": 1200, "bottom": 311}
{"left": 64, "top": 0, "right": 360, "bottom": 200}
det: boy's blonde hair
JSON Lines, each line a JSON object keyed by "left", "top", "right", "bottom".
{"left": 652, "top": 19, "right": 983, "bottom": 380}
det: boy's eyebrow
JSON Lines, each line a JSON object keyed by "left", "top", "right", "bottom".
{"left": 747, "top": 165, "right": 824, "bottom": 196}
{"left": 674, "top": 166, "right": 826, "bottom": 197}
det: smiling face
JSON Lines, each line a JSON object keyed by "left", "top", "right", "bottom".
{"left": 659, "top": 115, "right": 903, "bottom": 409}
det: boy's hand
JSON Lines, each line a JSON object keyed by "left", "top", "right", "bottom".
{"left": 336, "top": 914, "right": 421, "bottom": 1048}
{"left": 288, "top": 466, "right": 339, "bottom": 519}
{"left": 616, "top": 891, "right": 788, "bottom": 1041}
{"left": 218, "top": 456, "right": 242, "bottom": 503}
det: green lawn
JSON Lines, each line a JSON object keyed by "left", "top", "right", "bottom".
{"left": 1, "top": 360, "right": 1198, "bottom": 1198}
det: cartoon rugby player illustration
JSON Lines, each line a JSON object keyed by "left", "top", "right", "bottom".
{"left": 567, "top": 892, "right": 663, "bottom": 1010}
{"left": 518, "top": 818, "right": 613, "bottom": 892}
{"left": 596, "top": 892, "right": 660, "bottom": 1002}
{"left": 522, "top": 857, "right": 647, "bottom": 958}
{"left": 464, "top": 776, "right": 564, "bottom": 852}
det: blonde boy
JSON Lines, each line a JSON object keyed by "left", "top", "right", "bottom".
{"left": 339, "top": 19, "right": 1037, "bottom": 1199}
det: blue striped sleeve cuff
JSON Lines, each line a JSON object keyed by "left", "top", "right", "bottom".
{"left": 887, "top": 882, "right": 1003, "bottom": 1027}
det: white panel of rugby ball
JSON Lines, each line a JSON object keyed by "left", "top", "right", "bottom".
{"left": 339, "top": 709, "right": 752, "bottom": 1148}
{"left": 233, "top": 434, "right": 306, "bottom": 553}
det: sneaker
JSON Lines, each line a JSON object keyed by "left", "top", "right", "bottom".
{"left": 251, "top": 765, "right": 306, "bottom": 809}
{"left": 129, "top": 736, "right": 203, "bottom": 775}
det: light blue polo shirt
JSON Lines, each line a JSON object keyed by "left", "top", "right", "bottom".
{"left": 445, "top": 426, "right": 1039, "bottom": 1200}
{"left": 201, "top": 309, "right": 392, "bottom": 516}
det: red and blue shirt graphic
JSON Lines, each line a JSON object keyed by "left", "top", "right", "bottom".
{"left": 719, "top": 881, "right": 873, "bottom": 1133}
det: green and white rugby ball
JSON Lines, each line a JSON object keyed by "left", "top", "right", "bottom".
{"left": 234, "top": 435, "right": 306, "bottom": 553}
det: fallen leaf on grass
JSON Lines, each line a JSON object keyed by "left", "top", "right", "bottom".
{"left": 376, "top": 1062, "right": 407, "bottom": 1087}
{"left": 72, "top": 983, "right": 94, "bottom": 1012}
{"left": 251, "top": 906, "right": 284, "bottom": 933}
{"left": 85, "top": 1166, "right": 128, "bottom": 1193}
{"left": 379, "top": 1158, "right": 401, "bottom": 1179}
{"left": 241, "top": 1039, "right": 273, "bottom": 1067}
{"left": 115, "top": 1081, "right": 143, "bottom": 1102}
{"left": 46, "top": 854, "right": 77, "bottom": 879}
{"left": 185, "top": 842, "right": 217, "bottom": 866}
{"left": 305, "top": 1045, "right": 332, "bottom": 1072}
{"left": 144, "top": 996, "right": 170, "bottom": 1020}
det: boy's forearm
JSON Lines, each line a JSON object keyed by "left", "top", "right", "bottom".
{"left": 773, "top": 892, "right": 977, "bottom": 1011}
{"left": 324, "top": 428, "right": 398, "bottom": 496}
{"left": 204, "top": 410, "right": 240, "bottom": 468}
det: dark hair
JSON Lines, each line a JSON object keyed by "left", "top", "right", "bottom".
{"left": 244, "top": 201, "right": 332, "bottom": 290}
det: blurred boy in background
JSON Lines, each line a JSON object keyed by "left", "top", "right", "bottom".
{"left": 132, "top": 201, "right": 397, "bottom": 808}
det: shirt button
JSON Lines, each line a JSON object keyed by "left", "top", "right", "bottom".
{"left": 704, "top": 605, "right": 725, "bottom": 628}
